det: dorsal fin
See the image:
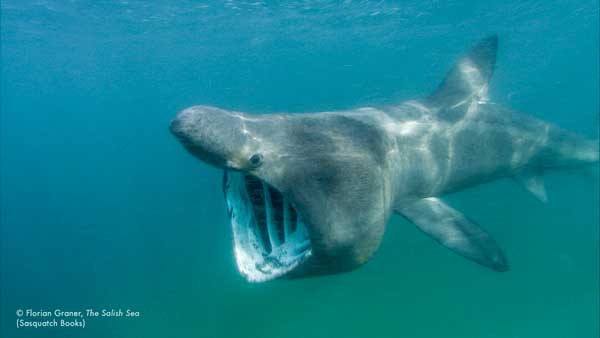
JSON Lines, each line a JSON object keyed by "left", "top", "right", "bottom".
{"left": 427, "top": 35, "right": 498, "bottom": 110}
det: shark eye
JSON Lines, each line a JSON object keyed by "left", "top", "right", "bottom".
{"left": 249, "top": 153, "right": 263, "bottom": 168}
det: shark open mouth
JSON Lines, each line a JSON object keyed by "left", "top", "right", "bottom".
{"left": 223, "top": 171, "right": 312, "bottom": 282}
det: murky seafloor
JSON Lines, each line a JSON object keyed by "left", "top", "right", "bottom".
{"left": 1, "top": 1, "right": 598, "bottom": 337}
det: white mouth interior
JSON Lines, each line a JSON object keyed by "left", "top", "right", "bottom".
{"left": 223, "top": 171, "right": 312, "bottom": 282}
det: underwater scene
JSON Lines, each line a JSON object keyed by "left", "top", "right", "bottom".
{"left": 1, "top": 1, "right": 599, "bottom": 337}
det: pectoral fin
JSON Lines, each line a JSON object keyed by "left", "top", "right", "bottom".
{"left": 397, "top": 197, "right": 508, "bottom": 272}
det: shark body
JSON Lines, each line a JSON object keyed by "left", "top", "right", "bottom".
{"left": 171, "top": 36, "right": 598, "bottom": 282}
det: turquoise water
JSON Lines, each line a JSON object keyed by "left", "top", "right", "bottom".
{"left": 1, "top": 1, "right": 598, "bottom": 337}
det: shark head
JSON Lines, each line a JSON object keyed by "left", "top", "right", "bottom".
{"left": 171, "top": 106, "right": 394, "bottom": 282}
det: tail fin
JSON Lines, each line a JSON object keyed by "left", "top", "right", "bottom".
{"left": 579, "top": 139, "right": 599, "bottom": 163}
{"left": 547, "top": 132, "right": 599, "bottom": 168}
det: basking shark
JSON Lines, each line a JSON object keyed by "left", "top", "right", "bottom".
{"left": 170, "top": 36, "right": 598, "bottom": 282}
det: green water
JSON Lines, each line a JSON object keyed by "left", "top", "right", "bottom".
{"left": 1, "top": 1, "right": 598, "bottom": 337}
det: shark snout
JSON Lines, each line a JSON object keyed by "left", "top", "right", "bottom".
{"left": 170, "top": 107, "right": 209, "bottom": 149}
{"left": 170, "top": 105, "right": 251, "bottom": 169}
{"left": 170, "top": 105, "right": 216, "bottom": 141}
{"left": 169, "top": 115, "right": 187, "bottom": 143}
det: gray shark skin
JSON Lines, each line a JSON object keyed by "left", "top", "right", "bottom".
{"left": 170, "top": 36, "right": 599, "bottom": 282}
